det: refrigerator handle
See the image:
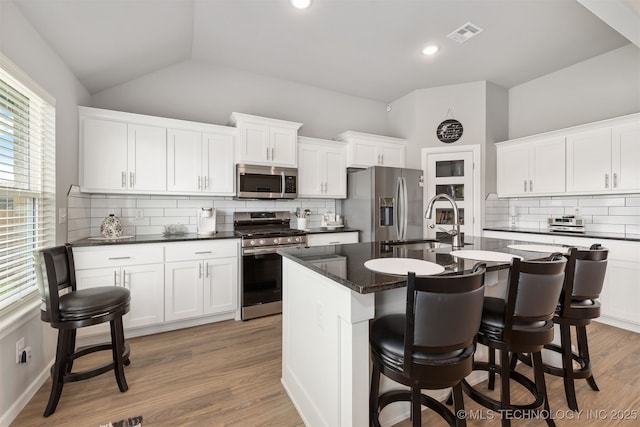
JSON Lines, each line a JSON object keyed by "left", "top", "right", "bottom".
{"left": 394, "top": 177, "right": 401, "bottom": 240}
{"left": 402, "top": 176, "right": 409, "bottom": 240}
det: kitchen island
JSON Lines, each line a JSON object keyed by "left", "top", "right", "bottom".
{"left": 278, "top": 236, "right": 566, "bottom": 427}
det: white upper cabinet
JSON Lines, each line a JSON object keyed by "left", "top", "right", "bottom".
{"left": 80, "top": 109, "right": 167, "bottom": 193}
{"left": 333, "top": 131, "right": 406, "bottom": 168}
{"left": 79, "top": 107, "right": 235, "bottom": 196}
{"left": 498, "top": 113, "right": 639, "bottom": 197}
{"left": 567, "top": 116, "right": 640, "bottom": 194}
{"left": 612, "top": 121, "right": 640, "bottom": 192}
{"left": 167, "top": 126, "right": 235, "bottom": 195}
{"left": 229, "top": 112, "right": 302, "bottom": 167}
{"left": 497, "top": 136, "right": 566, "bottom": 197}
{"left": 297, "top": 137, "right": 347, "bottom": 198}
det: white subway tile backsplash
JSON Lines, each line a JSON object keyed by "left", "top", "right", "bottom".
{"left": 586, "top": 223, "right": 625, "bottom": 233}
{"left": 67, "top": 192, "right": 337, "bottom": 239}
{"left": 593, "top": 215, "right": 640, "bottom": 225}
{"left": 529, "top": 207, "right": 564, "bottom": 215}
{"left": 609, "top": 206, "right": 640, "bottom": 216}
{"left": 578, "top": 197, "right": 625, "bottom": 207}
{"left": 136, "top": 199, "right": 178, "bottom": 208}
{"left": 625, "top": 197, "right": 640, "bottom": 206}
{"left": 625, "top": 225, "right": 640, "bottom": 235}
{"left": 540, "top": 198, "right": 578, "bottom": 207}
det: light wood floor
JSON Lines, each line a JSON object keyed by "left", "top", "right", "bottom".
{"left": 11, "top": 317, "right": 640, "bottom": 426}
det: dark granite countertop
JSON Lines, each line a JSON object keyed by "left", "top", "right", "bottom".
{"left": 278, "top": 235, "right": 569, "bottom": 294}
{"left": 483, "top": 227, "right": 640, "bottom": 243}
{"left": 69, "top": 231, "right": 239, "bottom": 247}
{"left": 69, "top": 227, "right": 359, "bottom": 247}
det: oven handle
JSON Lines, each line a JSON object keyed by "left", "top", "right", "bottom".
{"left": 281, "top": 171, "right": 285, "bottom": 198}
{"left": 242, "top": 244, "right": 305, "bottom": 256}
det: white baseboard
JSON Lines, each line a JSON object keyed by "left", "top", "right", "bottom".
{"left": 0, "top": 358, "right": 53, "bottom": 427}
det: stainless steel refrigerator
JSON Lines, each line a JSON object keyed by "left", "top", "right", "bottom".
{"left": 339, "top": 166, "right": 424, "bottom": 242}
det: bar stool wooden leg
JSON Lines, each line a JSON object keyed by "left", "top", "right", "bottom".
{"left": 560, "top": 323, "right": 579, "bottom": 411}
{"left": 500, "top": 349, "right": 511, "bottom": 427}
{"left": 110, "top": 318, "right": 128, "bottom": 392}
{"left": 44, "top": 329, "right": 72, "bottom": 417}
{"left": 577, "top": 325, "right": 599, "bottom": 391}
{"left": 532, "top": 351, "right": 555, "bottom": 427}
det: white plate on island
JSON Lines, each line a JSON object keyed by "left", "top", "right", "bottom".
{"left": 507, "top": 244, "right": 569, "bottom": 254}
{"left": 364, "top": 258, "right": 445, "bottom": 276}
{"left": 449, "top": 250, "right": 522, "bottom": 262}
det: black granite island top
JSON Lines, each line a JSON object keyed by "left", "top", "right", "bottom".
{"left": 278, "top": 235, "right": 576, "bottom": 294}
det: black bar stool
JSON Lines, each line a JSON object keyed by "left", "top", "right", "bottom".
{"left": 539, "top": 244, "right": 608, "bottom": 411}
{"left": 369, "top": 263, "right": 486, "bottom": 427}
{"left": 34, "top": 244, "right": 131, "bottom": 417}
{"left": 462, "top": 254, "right": 566, "bottom": 427}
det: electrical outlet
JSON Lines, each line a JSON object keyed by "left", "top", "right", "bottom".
{"left": 58, "top": 208, "right": 67, "bottom": 224}
{"left": 24, "top": 346, "right": 32, "bottom": 363}
{"left": 16, "top": 337, "right": 25, "bottom": 364}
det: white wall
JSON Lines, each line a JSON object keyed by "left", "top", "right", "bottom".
{"left": 389, "top": 81, "right": 489, "bottom": 170}
{"left": 509, "top": 43, "right": 640, "bottom": 139}
{"left": 90, "top": 60, "right": 390, "bottom": 140}
{"left": 0, "top": 2, "right": 91, "bottom": 425}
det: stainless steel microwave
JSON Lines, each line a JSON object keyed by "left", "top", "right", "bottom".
{"left": 236, "top": 164, "right": 298, "bottom": 199}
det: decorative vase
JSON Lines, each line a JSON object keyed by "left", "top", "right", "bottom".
{"left": 100, "top": 214, "right": 123, "bottom": 238}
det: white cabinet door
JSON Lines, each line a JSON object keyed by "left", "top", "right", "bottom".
{"left": 566, "top": 128, "right": 612, "bottom": 192}
{"left": 612, "top": 122, "right": 640, "bottom": 192}
{"left": 298, "top": 144, "right": 323, "bottom": 196}
{"left": 324, "top": 147, "right": 347, "bottom": 198}
{"left": 350, "top": 140, "right": 379, "bottom": 168}
{"left": 270, "top": 127, "right": 297, "bottom": 166}
{"left": 167, "top": 128, "right": 202, "bottom": 192}
{"left": 81, "top": 118, "right": 128, "bottom": 192}
{"left": 203, "top": 257, "right": 238, "bottom": 315}
{"left": 529, "top": 136, "right": 565, "bottom": 194}
{"left": 122, "top": 263, "right": 164, "bottom": 329}
{"left": 127, "top": 124, "right": 167, "bottom": 192}
{"left": 497, "top": 144, "right": 530, "bottom": 196}
{"left": 75, "top": 267, "right": 120, "bottom": 336}
{"left": 237, "top": 123, "right": 271, "bottom": 164}
{"left": 379, "top": 143, "right": 405, "bottom": 168}
{"left": 164, "top": 260, "right": 204, "bottom": 321}
{"left": 203, "top": 132, "right": 235, "bottom": 195}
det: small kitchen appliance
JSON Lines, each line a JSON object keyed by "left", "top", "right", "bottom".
{"left": 547, "top": 216, "right": 585, "bottom": 233}
{"left": 197, "top": 208, "right": 217, "bottom": 235}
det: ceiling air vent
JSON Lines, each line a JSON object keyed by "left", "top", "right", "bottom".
{"left": 447, "top": 22, "right": 484, "bottom": 43}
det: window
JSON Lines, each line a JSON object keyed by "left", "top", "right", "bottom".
{"left": 0, "top": 58, "right": 55, "bottom": 312}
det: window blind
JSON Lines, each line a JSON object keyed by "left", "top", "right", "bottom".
{"left": 0, "top": 61, "right": 55, "bottom": 312}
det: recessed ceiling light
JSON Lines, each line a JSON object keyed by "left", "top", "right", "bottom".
{"left": 421, "top": 45, "right": 439, "bottom": 55}
{"left": 290, "top": 0, "right": 312, "bottom": 9}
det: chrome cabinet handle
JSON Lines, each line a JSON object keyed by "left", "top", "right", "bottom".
{"left": 113, "top": 270, "right": 117, "bottom": 286}
{"left": 198, "top": 176, "right": 202, "bottom": 190}
{"left": 381, "top": 154, "right": 384, "bottom": 165}
{"left": 613, "top": 173, "right": 618, "bottom": 188}
{"left": 194, "top": 251, "right": 212, "bottom": 254}
{"left": 199, "top": 263, "right": 203, "bottom": 279}
{"left": 605, "top": 174, "right": 609, "bottom": 189}
{"left": 524, "top": 180, "right": 527, "bottom": 192}
{"left": 529, "top": 180, "right": 533, "bottom": 192}
{"left": 122, "top": 172, "right": 126, "bottom": 188}
{"left": 266, "top": 147, "right": 270, "bottom": 160}
{"left": 205, "top": 262, "right": 209, "bottom": 278}
{"left": 271, "top": 147, "right": 275, "bottom": 161}
{"left": 123, "top": 270, "right": 128, "bottom": 289}
{"left": 130, "top": 172, "right": 135, "bottom": 188}
{"left": 204, "top": 176, "right": 208, "bottom": 190}
{"left": 109, "top": 256, "right": 131, "bottom": 260}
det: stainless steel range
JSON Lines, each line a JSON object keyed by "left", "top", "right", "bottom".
{"left": 234, "top": 211, "right": 307, "bottom": 320}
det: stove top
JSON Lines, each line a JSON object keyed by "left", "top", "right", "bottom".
{"left": 234, "top": 211, "right": 307, "bottom": 251}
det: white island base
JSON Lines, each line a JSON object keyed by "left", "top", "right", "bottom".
{"left": 281, "top": 257, "right": 507, "bottom": 426}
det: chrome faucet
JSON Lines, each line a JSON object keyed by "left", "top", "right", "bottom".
{"left": 425, "top": 193, "right": 463, "bottom": 249}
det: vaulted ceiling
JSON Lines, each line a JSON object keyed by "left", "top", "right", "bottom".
{"left": 14, "top": 0, "right": 635, "bottom": 103}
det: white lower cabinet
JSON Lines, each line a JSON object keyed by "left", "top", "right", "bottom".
{"left": 73, "top": 239, "right": 239, "bottom": 338}
{"left": 73, "top": 244, "right": 165, "bottom": 336}
{"left": 483, "top": 230, "right": 640, "bottom": 332}
{"left": 164, "top": 240, "right": 239, "bottom": 322}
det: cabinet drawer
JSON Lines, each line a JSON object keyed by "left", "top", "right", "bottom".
{"left": 74, "top": 244, "right": 164, "bottom": 269}
{"left": 306, "top": 232, "right": 359, "bottom": 247}
{"left": 165, "top": 240, "right": 239, "bottom": 262}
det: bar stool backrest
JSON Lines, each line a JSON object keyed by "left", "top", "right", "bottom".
{"left": 572, "top": 245, "right": 608, "bottom": 301}
{"left": 34, "top": 244, "right": 77, "bottom": 324}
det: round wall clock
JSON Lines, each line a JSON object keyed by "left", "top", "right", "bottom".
{"left": 436, "top": 119, "right": 463, "bottom": 143}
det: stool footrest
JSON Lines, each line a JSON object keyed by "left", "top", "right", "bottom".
{"left": 55, "top": 343, "right": 131, "bottom": 383}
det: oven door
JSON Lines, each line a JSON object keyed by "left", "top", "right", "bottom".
{"left": 241, "top": 251, "right": 283, "bottom": 320}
